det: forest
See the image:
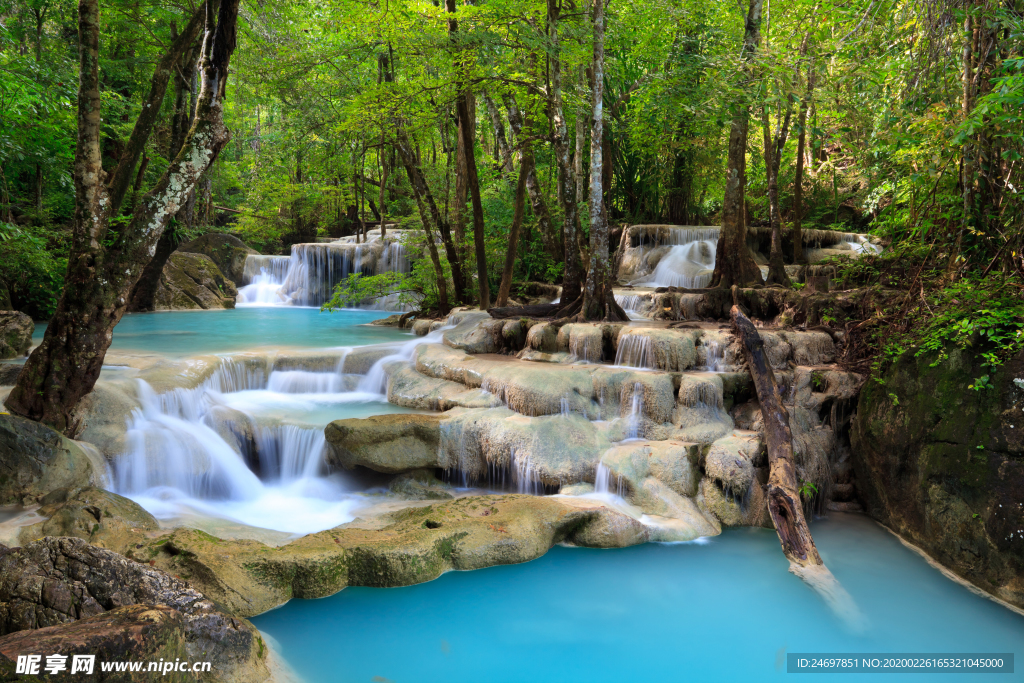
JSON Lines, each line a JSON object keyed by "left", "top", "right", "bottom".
{"left": 0, "top": 0, "right": 1023, "bottom": 677}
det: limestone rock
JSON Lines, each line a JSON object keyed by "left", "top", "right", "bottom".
{"left": 852, "top": 345, "right": 1024, "bottom": 609}
{"left": 388, "top": 470, "right": 453, "bottom": 500}
{"left": 632, "top": 477, "right": 719, "bottom": 539}
{"left": 0, "top": 363, "right": 22, "bottom": 386}
{"left": 153, "top": 252, "right": 238, "bottom": 310}
{"left": 177, "top": 233, "right": 258, "bottom": 286}
{"left": 0, "top": 311, "right": 33, "bottom": 360}
{"left": 569, "top": 507, "right": 650, "bottom": 548}
{"left": 613, "top": 327, "right": 698, "bottom": 371}
{"left": 0, "top": 537, "right": 268, "bottom": 682}
{"left": 139, "top": 495, "right": 596, "bottom": 617}
{"left": 387, "top": 363, "right": 501, "bottom": 411}
{"left": 16, "top": 487, "right": 158, "bottom": 551}
{"left": 442, "top": 312, "right": 504, "bottom": 354}
{"left": 0, "top": 414, "right": 104, "bottom": 505}
{"left": 73, "top": 381, "right": 141, "bottom": 458}
{"left": 326, "top": 413, "right": 443, "bottom": 473}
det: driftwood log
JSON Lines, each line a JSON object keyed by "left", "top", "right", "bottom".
{"left": 730, "top": 304, "right": 823, "bottom": 568}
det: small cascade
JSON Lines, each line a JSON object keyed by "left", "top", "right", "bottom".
{"left": 623, "top": 381, "right": 645, "bottom": 440}
{"left": 358, "top": 327, "right": 451, "bottom": 395}
{"left": 560, "top": 396, "right": 572, "bottom": 416}
{"left": 616, "top": 294, "right": 644, "bottom": 311}
{"left": 594, "top": 460, "right": 625, "bottom": 497}
{"left": 511, "top": 448, "right": 543, "bottom": 495}
{"left": 614, "top": 334, "right": 655, "bottom": 369}
{"left": 704, "top": 341, "right": 725, "bottom": 372}
{"left": 251, "top": 425, "right": 327, "bottom": 482}
{"left": 113, "top": 348, "right": 385, "bottom": 535}
{"left": 378, "top": 241, "right": 409, "bottom": 273}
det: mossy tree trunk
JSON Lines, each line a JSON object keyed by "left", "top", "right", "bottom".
{"left": 4, "top": 0, "right": 240, "bottom": 435}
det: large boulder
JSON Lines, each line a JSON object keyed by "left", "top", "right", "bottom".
{"left": 0, "top": 414, "right": 105, "bottom": 505}
{"left": 0, "top": 537, "right": 269, "bottom": 682}
{"left": 16, "top": 487, "right": 158, "bottom": 551}
{"left": 153, "top": 252, "right": 238, "bottom": 310}
{"left": 852, "top": 346, "right": 1024, "bottom": 609}
{"left": 325, "top": 413, "right": 444, "bottom": 473}
{"left": 0, "top": 311, "right": 33, "bottom": 360}
{"left": 177, "top": 233, "right": 258, "bottom": 287}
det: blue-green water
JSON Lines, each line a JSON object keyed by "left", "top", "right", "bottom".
{"left": 253, "top": 514, "right": 1023, "bottom": 683}
{"left": 31, "top": 308, "right": 408, "bottom": 355}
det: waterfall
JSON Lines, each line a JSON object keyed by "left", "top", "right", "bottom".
{"left": 623, "top": 381, "right": 644, "bottom": 440}
{"left": 113, "top": 350, "right": 381, "bottom": 535}
{"left": 358, "top": 326, "right": 452, "bottom": 395}
{"left": 594, "top": 460, "right": 625, "bottom": 497}
{"left": 614, "top": 334, "right": 655, "bottom": 369}
{"left": 511, "top": 448, "right": 543, "bottom": 495}
{"left": 704, "top": 341, "right": 725, "bottom": 372}
{"left": 237, "top": 234, "right": 413, "bottom": 309}
{"left": 644, "top": 239, "right": 716, "bottom": 288}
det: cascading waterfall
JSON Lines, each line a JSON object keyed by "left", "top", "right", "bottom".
{"left": 634, "top": 227, "right": 719, "bottom": 289}
{"left": 614, "top": 334, "right": 655, "bottom": 369}
{"left": 511, "top": 448, "right": 544, "bottom": 495}
{"left": 237, "top": 232, "right": 413, "bottom": 309}
{"left": 113, "top": 350, "right": 388, "bottom": 535}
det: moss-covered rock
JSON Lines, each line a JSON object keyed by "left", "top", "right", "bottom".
{"left": 0, "top": 415, "right": 105, "bottom": 505}
{"left": 153, "top": 253, "right": 238, "bottom": 310}
{"left": 851, "top": 346, "right": 1024, "bottom": 609}
{"left": 326, "top": 413, "right": 444, "bottom": 473}
{"left": 16, "top": 487, "right": 159, "bottom": 550}
{"left": 177, "top": 233, "right": 258, "bottom": 287}
{"left": 0, "top": 311, "right": 32, "bottom": 360}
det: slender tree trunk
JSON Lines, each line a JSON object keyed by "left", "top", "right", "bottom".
{"left": 762, "top": 107, "right": 791, "bottom": 287}
{"left": 581, "top": 0, "right": 625, "bottom": 321}
{"left": 496, "top": 158, "right": 529, "bottom": 307}
{"left": 546, "top": 0, "right": 582, "bottom": 308}
{"left": 505, "top": 93, "right": 561, "bottom": 261}
{"left": 379, "top": 138, "right": 389, "bottom": 238}
{"left": 5, "top": 0, "right": 238, "bottom": 434}
{"left": 446, "top": 0, "right": 490, "bottom": 309}
{"left": 395, "top": 128, "right": 451, "bottom": 312}
{"left": 792, "top": 62, "right": 814, "bottom": 264}
{"left": 128, "top": 36, "right": 201, "bottom": 312}
{"left": 482, "top": 92, "right": 512, "bottom": 174}
{"left": 710, "top": 0, "right": 766, "bottom": 289}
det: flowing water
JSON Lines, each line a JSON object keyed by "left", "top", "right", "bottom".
{"left": 252, "top": 513, "right": 1024, "bottom": 683}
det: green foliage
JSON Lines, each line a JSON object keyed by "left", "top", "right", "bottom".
{"left": 798, "top": 480, "right": 818, "bottom": 500}
{"left": 0, "top": 221, "right": 66, "bottom": 318}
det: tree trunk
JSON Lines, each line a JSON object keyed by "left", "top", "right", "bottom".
{"left": 546, "top": 0, "right": 582, "bottom": 305}
{"left": 730, "top": 304, "right": 821, "bottom": 567}
{"left": 482, "top": 92, "right": 512, "bottom": 174}
{"left": 710, "top": 0, "right": 765, "bottom": 289}
{"left": 791, "top": 34, "right": 815, "bottom": 265}
{"left": 395, "top": 129, "right": 450, "bottom": 312}
{"left": 496, "top": 158, "right": 529, "bottom": 307}
{"left": 761, "top": 106, "right": 791, "bottom": 287}
{"left": 127, "top": 37, "right": 202, "bottom": 312}
{"left": 505, "top": 93, "right": 561, "bottom": 261}
{"left": 5, "top": 0, "right": 238, "bottom": 435}
{"left": 446, "top": 0, "right": 490, "bottom": 309}
{"left": 581, "top": 0, "right": 626, "bottom": 322}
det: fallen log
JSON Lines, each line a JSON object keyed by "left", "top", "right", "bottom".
{"left": 730, "top": 304, "right": 822, "bottom": 567}
{"left": 730, "top": 304, "right": 866, "bottom": 629}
